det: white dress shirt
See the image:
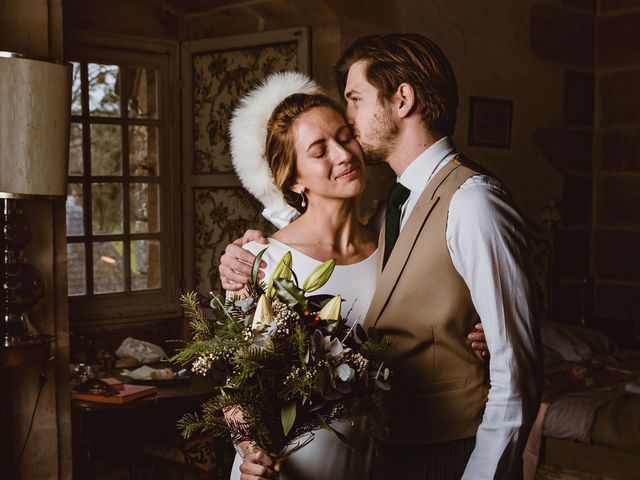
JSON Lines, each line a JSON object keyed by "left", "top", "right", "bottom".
{"left": 398, "top": 137, "right": 542, "bottom": 479}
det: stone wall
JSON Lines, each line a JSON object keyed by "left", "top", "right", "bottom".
{"left": 530, "top": 0, "right": 640, "bottom": 345}
{"left": 531, "top": 1, "right": 596, "bottom": 323}
{"left": 593, "top": 1, "right": 640, "bottom": 342}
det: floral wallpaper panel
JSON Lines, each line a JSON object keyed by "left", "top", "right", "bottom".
{"left": 194, "top": 188, "right": 276, "bottom": 296}
{"left": 192, "top": 42, "right": 299, "bottom": 174}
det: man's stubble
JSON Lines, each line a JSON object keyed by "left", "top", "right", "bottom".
{"left": 358, "top": 102, "right": 399, "bottom": 166}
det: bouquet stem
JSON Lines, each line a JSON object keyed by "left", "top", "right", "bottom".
{"left": 273, "top": 433, "right": 316, "bottom": 464}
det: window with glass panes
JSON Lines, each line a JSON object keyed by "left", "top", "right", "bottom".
{"left": 67, "top": 59, "right": 164, "bottom": 299}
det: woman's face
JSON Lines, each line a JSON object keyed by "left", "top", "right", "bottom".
{"left": 290, "top": 106, "right": 366, "bottom": 205}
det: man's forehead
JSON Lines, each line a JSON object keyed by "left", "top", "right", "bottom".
{"left": 346, "top": 60, "right": 367, "bottom": 83}
{"left": 345, "top": 61, "right": 372, "bottom": 95}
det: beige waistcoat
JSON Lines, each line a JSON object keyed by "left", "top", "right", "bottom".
{"left": 363, "top": 157, "right": 487, "bottom": 445}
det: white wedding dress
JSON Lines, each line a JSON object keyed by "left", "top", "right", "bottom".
{"left": 228, "top": 238, "right": 378, "bottom": 480}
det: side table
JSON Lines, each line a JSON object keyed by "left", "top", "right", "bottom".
{"left": 71, "top": 370, "right": 213, "bottom": 480}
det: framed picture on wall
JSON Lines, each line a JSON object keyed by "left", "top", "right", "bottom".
{"left": 468, "top": 96, "right": 513, "bottom": 149}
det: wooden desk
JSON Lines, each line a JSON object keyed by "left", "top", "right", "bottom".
{"left": 71, "top": 372, "right": 213, "bottom": 480}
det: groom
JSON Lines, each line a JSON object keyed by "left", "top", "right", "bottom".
{"left": 221, "top": 33, "right": 542, "bottom": 479}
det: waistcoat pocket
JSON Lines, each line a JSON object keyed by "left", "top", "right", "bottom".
{"left": 414, "top": 376, "right": 467, "bottom": 395}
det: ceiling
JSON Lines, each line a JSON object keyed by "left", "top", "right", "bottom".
{"left": 144, "top": 0, "right": 263, "bottom": 16}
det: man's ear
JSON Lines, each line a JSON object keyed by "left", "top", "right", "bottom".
{"left": 394, "top": 83, "right": 416, "bottom": 119}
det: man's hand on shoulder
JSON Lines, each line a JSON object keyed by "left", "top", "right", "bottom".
{"left": 219, "top": 229, "right": 268, "bottom": 291}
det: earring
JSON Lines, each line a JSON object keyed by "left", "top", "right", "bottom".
{"left": 299, "top": 192, "right": 307, "bottom": 208}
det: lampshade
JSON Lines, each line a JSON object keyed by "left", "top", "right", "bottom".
{"left": 0, "top": 52, "right": 71, "bottom": 199}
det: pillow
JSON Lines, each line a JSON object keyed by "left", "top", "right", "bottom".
{"left": 540, "top": 321, "right": 617, "bottom": 364}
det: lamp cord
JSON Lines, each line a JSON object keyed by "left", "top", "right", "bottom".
{"left": 14, "top": 361, "right": 48, "bottom": 471}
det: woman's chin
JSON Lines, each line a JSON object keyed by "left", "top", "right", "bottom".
{"left": 354, "top": 182, "right": 366, "bottom": 197}
{"left": 343, "top": 183, "right": 366, "bottom": 200}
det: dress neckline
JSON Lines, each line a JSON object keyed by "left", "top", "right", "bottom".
{"left": 266, "top": 237, "right": 378, "bottom": 267}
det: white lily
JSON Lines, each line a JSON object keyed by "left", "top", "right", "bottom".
{"left": 303, "top": 258, "right": 336, "bottom": 292}
{"left": 317, "top": 295, "right": 342, "bottom": 321}
{"left": 267, "top": 251, "right": 293, "bottom": 298}
{"left": 252, "top": 294, "right": 274, "bottom": 330}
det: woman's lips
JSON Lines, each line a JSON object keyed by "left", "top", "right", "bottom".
{"left": 335, "top": 165, "right": 360, "bottom": 179}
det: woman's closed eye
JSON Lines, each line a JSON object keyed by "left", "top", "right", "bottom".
{"left": 306, "top": 137, "right": 327, "bottom": 158}
{"left": 310, "top": 146, "right": 326, "bottom": 158}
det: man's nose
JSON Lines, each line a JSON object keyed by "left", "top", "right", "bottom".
{"left": 345, "top": 105, "right": 355, "bottom": 126}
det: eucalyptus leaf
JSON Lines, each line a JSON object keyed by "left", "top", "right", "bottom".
{"left": 375, "top": 378, "right": 392, "bottom": 391}
{"left": 281, "top": 401, "right": 297, "bottom": 436}
{"left": 373, "top": 362, "right": 392, "bottom": 390}
{"left": 336, "top": 363, "right": 355, "bottom": 382}
{"left": 302, "top": 259, "right": 336, "bottom": 292}
{"left": 234, "top": 296, "right": 254, "bottom": 313}
{"left": 251, "top": 247, "right": 268, "bottom": 285}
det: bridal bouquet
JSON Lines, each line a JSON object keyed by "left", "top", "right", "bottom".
{"left": 172, "top": 249, "right": 392, "bottom": 461}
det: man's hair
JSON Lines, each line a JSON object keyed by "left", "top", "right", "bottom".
{"left": 266, "top": 93, "right": 346, "bottom": 213}
{"left": 335, "top": 33, "right": 458, "bottom": 137}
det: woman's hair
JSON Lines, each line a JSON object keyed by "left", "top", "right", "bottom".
{"left": 335, "top": 33, "right": 458, "bottom": 137}
{"left": 266, "top": 93, "right": 347, "bottom": 213}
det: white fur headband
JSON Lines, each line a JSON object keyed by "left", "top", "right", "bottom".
{"left": 229, "top": 72, "right": 323, "bottom": 228}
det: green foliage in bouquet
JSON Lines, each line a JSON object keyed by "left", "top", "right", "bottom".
{"left": 171, "top": 248, "right": 392, "bottom": 460}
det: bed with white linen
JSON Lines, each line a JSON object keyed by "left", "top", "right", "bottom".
{"left": 526, "top": 321, "right": 640, "bottom": 480}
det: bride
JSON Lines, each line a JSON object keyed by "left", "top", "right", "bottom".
{"left": 227, "top": 72, "right": 377, "bottom": 480}
{"left": 225, "top": 72, "right": 487, "bottom": 480}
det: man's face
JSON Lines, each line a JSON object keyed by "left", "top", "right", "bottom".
{"left": 344, "top": 60, "right": 399, "bottom": 164}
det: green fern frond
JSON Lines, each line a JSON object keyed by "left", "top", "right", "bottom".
{"left": 177, "top": 412, "right": 207, "bottom": 439}
{"left": 180, "top": 292, "right": 212, "bottom": 340}
{"left": 238, "top": 345, "right": 275, "bottom": 363}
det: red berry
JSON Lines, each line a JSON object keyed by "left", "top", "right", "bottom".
{"left": 314, "top": 315, "right": 321, "bottom": 322}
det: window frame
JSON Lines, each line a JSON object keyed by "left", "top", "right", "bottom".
{"left": 65, "top": 31, "right": 181, "bottom": 326}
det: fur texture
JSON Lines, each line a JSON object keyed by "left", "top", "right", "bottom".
{"left": 229, "top": 72, "right": 323, "bottom": 219}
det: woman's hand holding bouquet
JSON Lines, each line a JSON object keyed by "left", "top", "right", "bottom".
{"left": 172, "top": 249, "right": 392, "bottom": 469}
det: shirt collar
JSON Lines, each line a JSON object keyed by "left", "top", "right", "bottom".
{"left": 398, "top": 136, "right": 456, "bottom": 193}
